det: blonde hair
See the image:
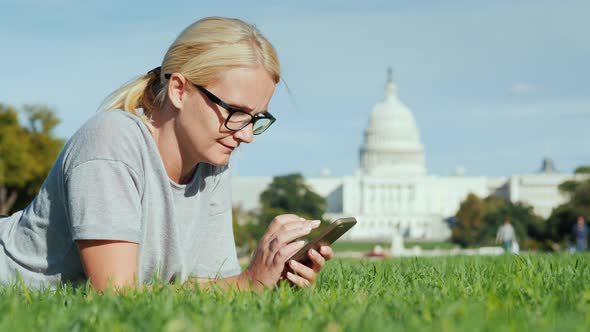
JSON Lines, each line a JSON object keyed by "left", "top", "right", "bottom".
{"left": 101, "top": 17, "right": 281, "bottom": 121}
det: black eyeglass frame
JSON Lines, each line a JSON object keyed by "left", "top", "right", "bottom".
{"left": 164, "top": 73, "right": 276, "bottom": 135}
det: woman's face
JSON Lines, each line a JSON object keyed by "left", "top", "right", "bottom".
{"left": 175, "top": 66, "right": 276, "bottom": 166}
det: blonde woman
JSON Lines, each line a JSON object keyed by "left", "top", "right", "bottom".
{"left": 0, "top": 17, "right": 333, "bottom": 291}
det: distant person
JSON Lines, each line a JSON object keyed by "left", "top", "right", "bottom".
{"left": 496, "top": 219, "right": 516, "bottom": 252}
{"left": 573, "top": 216, "right": 588, "bottom": 252}
{"left": 0, "top": 17, "right": 333, "bottom": 291}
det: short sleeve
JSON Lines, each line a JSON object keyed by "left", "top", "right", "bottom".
{"left": 64, "top": 159, "right": 143, "bottom": 243}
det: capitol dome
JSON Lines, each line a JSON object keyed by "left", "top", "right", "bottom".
{"left": 360, "top": 70, "right": 426, "bottom": 175}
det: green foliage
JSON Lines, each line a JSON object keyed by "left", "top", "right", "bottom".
{"left": 232, "top": 206, "right": 259, "bottom": 254}
{"left": 451, "top": 164, "right": 590, "bottom": 251}
{"left": 545, "top": 203, "right": 582, "bottom": 242}
{"left": 574, "top": 165, "right": 590, "bottom": 174}
{"left": 485, "top": 199, "right": 544, "bottom": 239}
{"left": 0, "top": 104, "right": 64, "bottom": 214}
{"left": 1, "top": 255, "right": 589, "bottom": 331}
{"left": 0, "top": 105, "right": 30, "bottom": 188}
{"left": 259, "top": 173, "right": 326, "bottom": 221}
{"left": 556, "top": 165, "right": 590, "bottom": 203}
{"left": 451, "top": 194, "right": 485, "bottom": 247}
{"left": 452, "top": 193, "right": 543, "bottom": 248}
{"left": 547, "top": 170, "right": 590, "bottom": 246}
{"left": 559, "top": 180, "right": 579, "bottom": 196}
{"left": 570, "top": 179, "right": 590, "bottom": 208}
{"left": 257, "top": 173, "right": 327, "bottom": 235}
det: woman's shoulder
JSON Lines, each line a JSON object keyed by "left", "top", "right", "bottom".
{"left": 61, "top": 110, "right": 152, "bottom": 174}
{"left": 83, "top": 109, "right": 146, "bottom": 134}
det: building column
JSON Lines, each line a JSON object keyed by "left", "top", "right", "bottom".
{"left": 509, "top": 175, "right": 520, "bottom": 202}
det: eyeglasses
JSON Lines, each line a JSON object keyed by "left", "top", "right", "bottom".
{"left": 164, "top": 73, "right": 276, "bottom": 135}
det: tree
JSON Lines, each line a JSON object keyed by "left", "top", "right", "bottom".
{"left": 482, "top": 199, "right": 544, "bottom": 247}
{"left": 254, "top": 173, "right": 327, "bottom": 240}
{"left": 574, "top": 166, "right": 590, "bottom": 175}
{"left": 451, "top": 193, "right": 485, "bottom": 247}
{"left": 545, "top": 203, "right": 582, "bottom": 243}
{"left": 0, "top": 104, "right": 64, "bottom": 214}
{"left": 0, "top": 105, "right": 30, "bottom": 213}
{"left": 451, "top": 193, "right": 544, "bottom": 248}
{"left": 546, "top": 166, "right": 590, "bottom": 246}
{"left": 232, "top": 205, "right": 258, "bottom": 256}
{"left": 558, "top": 180, "right": 579, "bottom": 196}
{"left": 259, "top": 173, "right": 326, "bottom": 219}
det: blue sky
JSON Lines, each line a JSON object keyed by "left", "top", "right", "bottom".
{"left": 1, "top": 0, "right": 588, "bottom": 177}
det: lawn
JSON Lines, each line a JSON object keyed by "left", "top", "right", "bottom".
{"left": 331, "top": 240, "right": 457, "bottom": 252}
{"left": 1, "top": 254, "right": 588, "bottom": 331}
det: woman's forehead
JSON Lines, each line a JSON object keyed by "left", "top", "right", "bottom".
{"left": 209, "top": 66, "right": 276, "bottom": 112}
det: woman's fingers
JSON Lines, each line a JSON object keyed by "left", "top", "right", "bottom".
{"left": 265, "top": 215, "right": 320, "bottom": 241}
{"left": 267, "top": 220, "right": 320, "bottom": 253}
{"left": 275, "top": 240, "right": 306, "bottom": 264}
{"left": 319, "top": 246, "right": 334, "bottom": 260}
{"left": 307, "top": 249, "right": 326, "bottom": 273}
{"left": 285, "top": 246, "right": 333, "bottom": 287}
{"left": 286, "top": 271, "right": 312, "bottom": 288}
{"left": 245, "top": 215, "right": 323, "bottom": 289}
{"left": 288, "top": 259, "right": 317, "bottom": 283}
{"left": 265, "top": 214, "right": 304, "bottom": 235}
{"left": 268, "top": 226, "right": 312, "bottom": 254}
{"left": 278, "top": 219, "right": 321, "bottom": 235}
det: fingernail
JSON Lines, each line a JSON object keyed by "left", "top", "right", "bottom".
{"left": 287, "top": 272, "right": 295, "bottom": 279}
{"left": 297, "top": 240, "right": 306, "bottom": 246}
{"left": 303, "top": 227, "right": 311, "bottom": 232}
{"left": 289, "top": 260, "right": 296, "bottom": 267}
{"left": 310, "top": 220, "right": 321, "bottom": 227}
{"left": 299, "top": 217, "right": 305, "bottom": 221}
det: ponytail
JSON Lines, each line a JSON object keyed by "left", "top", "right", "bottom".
{"left": 100, "top": 67, "right": 166, "bottom": 123}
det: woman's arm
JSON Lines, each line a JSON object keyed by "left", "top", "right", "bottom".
{"left": 76, "top": 240, "right": 139, "bottom": 291}
{"left": 185, "top": 244, "right": 334, "bottom": 291}
{"left": 76, "top": 214, "right": 334, "bottom": 293}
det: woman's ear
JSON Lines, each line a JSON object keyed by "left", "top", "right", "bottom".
{"left": 167, "top": 73, "right": 188, "bottom": 110}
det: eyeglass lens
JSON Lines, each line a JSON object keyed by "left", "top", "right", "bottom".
{"left": 226, "top": 112, "right": 272, "bottom": 134}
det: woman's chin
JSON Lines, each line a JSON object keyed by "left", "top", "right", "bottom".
{"left": 206, "top": 154, "right": 231, "bottom": 167}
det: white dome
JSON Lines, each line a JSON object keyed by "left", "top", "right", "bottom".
{"left": 360, "top": 74, "right": 426, "bottom": 175}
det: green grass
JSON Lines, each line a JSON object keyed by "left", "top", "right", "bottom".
{"left": 1, "top": 254, "right": 589, "bottom": 331}
{"left": 331, "top": 240, "right": 457, "bottom": 252}
{"left": 330, "top": 241, "right": 390, "bottom": 252}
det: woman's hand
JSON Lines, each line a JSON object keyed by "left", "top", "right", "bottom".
{"left": 285, "top": 245, "right": 334, "bottom": 287}
{"left": 243, "top": 214, "right": 320, "bottom": 289}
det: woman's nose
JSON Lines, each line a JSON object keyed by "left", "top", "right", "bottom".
{"left": 234, "top": 123, "right": 254, "bottom": 143}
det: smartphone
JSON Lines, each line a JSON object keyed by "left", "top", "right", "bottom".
{"left": 288, "top": 217, "right": 357, "bottom": 265}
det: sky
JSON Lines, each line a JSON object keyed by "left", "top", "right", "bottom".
{"left": 1, "top": 0, "right": 589, "bottom": 178}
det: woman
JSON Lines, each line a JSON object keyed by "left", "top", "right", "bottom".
{"left": 0, "top": 17, "right": 333, "bottom": 291}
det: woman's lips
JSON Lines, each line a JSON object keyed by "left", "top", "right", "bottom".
{"left": 219, "top": 142, "right": 236, "bottom": 152}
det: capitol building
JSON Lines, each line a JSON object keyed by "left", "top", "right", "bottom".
{"left": 231, "top": 72, "right": 580, "bottom": 242}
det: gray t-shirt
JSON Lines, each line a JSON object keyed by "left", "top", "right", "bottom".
{"left": 0, "top": 110, "right": 240, "bottom": 288}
